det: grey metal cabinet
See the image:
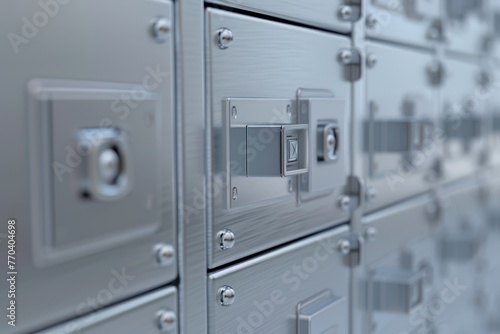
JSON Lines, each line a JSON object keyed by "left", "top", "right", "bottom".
{"left": 206, "top": 9, "right": 352, "bottom": 268}
{"left": 208, "top": 225, "right": 350, "bottom": 334}
{"left": 363, "top": 41, "right": 439, "bottom": 212}
{"left": 205, "top": 0, "right": 355, "bottom": 33}
{"left": 365, "top": 0, "right": 442, "bottom": 49}
{"left": 37, "top": 286, "right": 178, "bottom": 334}
{"left": 0, "top": 1, "right": 176, "bottom": 333}
{"left": 360, "top": 194, "right": 436, "bottom": 334}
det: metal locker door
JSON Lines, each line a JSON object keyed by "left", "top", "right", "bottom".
{"left": 36, "top": 286, "right": 178, "bottom": 334}
{"left": 363, "top": 41, "right": 439, "bottom": 213}
{"left": 430, "top": 179, "right": 486, "bottom": 334}
{"left": 360, "top": 194, "right": 436, "bottom": 334}
{"left": 206, "top": 9, "right": 352, "bottom": 268}
{"left": 0, "top": 1, "right": 176, "bottom": 333}
{"left": 208, "top": 225, "right": 350, "bottom": 334}
{"left": 365, "top": 0, "right": 442, "bottom": 49}
{"left": 205, "top": 0, "right": 355, "bottom": 33}
{"left": 440, "top": 57, "right": 486, "bottom": 184}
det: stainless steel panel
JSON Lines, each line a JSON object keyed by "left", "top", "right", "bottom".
{"left": 208, "top": 225, "right": 350, "bottom": 334}
{"left": 361, "top": 194, "right": 439, "bottom": 334}
{"left": 206, "top": 9, "right": 351, "bottom": 267}
{"left": 440, "top": 57, "right": 486, "bottom": 184}
{"left": 0, "top": 1, "right": 176, "bottom": 333}
{"left": 363, "top": 41, "right": 438, "bottom": 213}
{"left": 206, "top": 0, "right": 353, "bottom": 33}
{"left": 37, "top": 286, "right": 178, "bottom": 334}
{"left": 365, "top": 0, "right": 441, "bottom": 49}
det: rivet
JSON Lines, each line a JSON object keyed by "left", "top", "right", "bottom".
{"left": 218, "top": 285, "right": 236, "bottom": 306}
{"left": 337, "top": 239, "right": 351, "bottom": 255}
{"left": 366, "top": 53, "right": 378, "bottom": 68}
{"left": 338, "top": 49, "right": 353, "bottom": 65}
{"left": 338, "top": 5, "right": 352, "bottom": 21}
{"left": 157, "top": 309, "right": 176, "bottom": 331}
{"left": 365, "top": 187, "right": 377, "bottom": 203}
{"left": 338, "top": 195, "right": 351, "bottom": 211}
{"left": 366, "top": 14, "right": 378, "bottom": 29}
{"left": 152, "top": 17, "right": 171, "bottom": 43}
{"left": 217, "top": 28, "right": 234, "bottom": 49}
{"left": 218, "top": 229, "right": 235, "bottom": 250}
{"left": 155, "top": 244, "right": 175, "bottom": 266}
{"left": 364, "top": 227, "right": 378, "bottom": 241}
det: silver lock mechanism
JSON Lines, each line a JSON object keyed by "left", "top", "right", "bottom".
{"left": 224, "top": 90, "right": 346, "bottom": 208}
{"left": 317, "top": 122, "right": 339, "bottom": 162}
{"left": 77, "top": 128, "right": 133, "bottom": 201}
{"left": 370, "top": 267, "right": 424, "bottom": 313}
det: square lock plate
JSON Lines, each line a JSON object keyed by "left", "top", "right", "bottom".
{"left": 29, "top": 79, "right": 165, "bottom": 265}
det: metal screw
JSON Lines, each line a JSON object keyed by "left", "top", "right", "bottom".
{"left": 155, "top": 244, "right": 175, "bottom": 266}
{"left": 218, "top": 286, "right": 236, "bottom": 306}
{"left": 338, "top": 49, "right": 352, "bottom": 65}
{"left": 152, "top": 17, "right": 171, "bottom": 43}
{"left": 232, "top": 187, "right": 238, "bottom": 200}
{"left": 366, "top": 53, "right": 378, "bottom": 68}
{"left": 365, "top": 187, "right": 377, "bottom": 203}
{"left": 364, "top": 227, "right": 378, "bottom": 241}
{"left": 366, "top": 14, "right": 378, "bottom": 29}
{"left": 231, "top": 106, "right": 238, "bottom": 119}
{"left": 338, "top": 195, "right": 351, "bottom": 211}
{"left": 217, "top": 28, "right": 233, "bottom": 49}
{"left": 218, "top": 229, "right": 235, "bottom": 250}
{"left": 338, "top": 5, "right": 352, "bottom": 21}
{"left": 157, "top": 309, "right": 176, "bottom": 331}
{"left": 337, "top": 239, "right": 351, "bottom": 255}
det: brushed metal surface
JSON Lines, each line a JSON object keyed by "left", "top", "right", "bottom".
{"left": 206, "top": 9, "right": 351, "bottom": 268}
{"left": 365, "top": 0, "right": 441, "bottom": 49}
{"left": 0, "top": 1, "right": 176, "bottom": 333}
{"left": 208, "top": 225, "right": 350, "bottom": 334}
{"left": 36, "top": 286, "right": 178, "bottom": 334}
{"left": 206, "top": 0, "right": 351, "bottom": 33}
{"left": 363, "top": 41, "right": 438, "bottom": 213}
{"left": 175, "top": 0, "right": 208, "bottom": 333}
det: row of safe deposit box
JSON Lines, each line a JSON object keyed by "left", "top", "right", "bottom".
{"left": 1, "top": 0, "right": 500, "bottom": 333}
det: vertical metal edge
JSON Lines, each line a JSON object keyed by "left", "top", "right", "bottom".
{"left": 175, "top": 0, "right": 207, "bottom": 333}
{"left": 350, "top": 2, "right": 367, "bottom": 334}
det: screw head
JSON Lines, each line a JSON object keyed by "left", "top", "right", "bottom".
{"left": 366, "top": 14, "right": 378, "bottom": 29}
{"left": 365, "top": 187, "right": 377, "bottom": 203}
{"left": 364, "top": 227, "right": 378, "bottom": 241}
{"left": 155, "top": 244, "right": 175, "bottom": 266}
{"left": 338, "top": 5, "right": 352, "bottom": 21}
{"left": 218, "top": 229, "right": 235, "bottom": 250}
{"left": 338, "top": 49, "right": 353, "bottom": 65}
{"left": 217, "top": 28, "right": 234, "bottom": 49}
{"left": 232, "top": 187, "right": 238, "bottom": 200}
{"left": 157, "top": 309, "right": 176, "bottom": 331}
{"left": 218, "top": 285, "right": 236, "bottom": 306}
{"left": 152, "top": 17, "right": 171, "bottom": 43}
{"left": 98, "top": 148, "right": 121, "bottom": 184}
{"left": 337, "top": 239, "right": 351, "bottom": 255}
{"left": 366, "top": 53, "right": 378, "bottom": 68}
{"left": 231, "top": 106, "right": 238, "bottom": 119}
{"left": 338, "top": 195, "right": 351, "bottom": 211}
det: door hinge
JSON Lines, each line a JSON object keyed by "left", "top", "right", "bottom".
{"left": 338, "top": 48, "right": 362, "bottom": 82}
